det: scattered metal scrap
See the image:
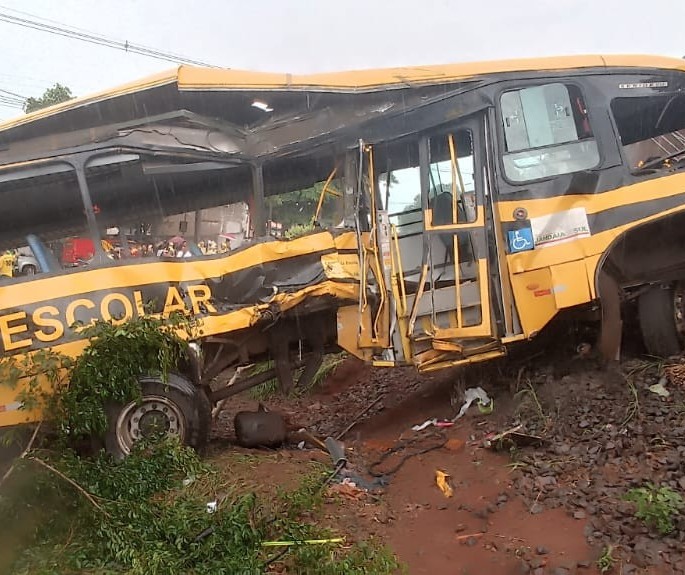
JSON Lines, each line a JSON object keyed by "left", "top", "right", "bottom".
{"left": 483, "top": 425, "right": 547, "bottom": 451}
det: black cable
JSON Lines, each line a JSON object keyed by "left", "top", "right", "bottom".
{"left": 0, "top": 87, "right": 26, "bottom": 101}
{"left": 262, "top": 547, "right": 290, "bottom": 571}
{"left": 367, "top": 433, "right": 448, "bottom": 478}
{"left": 0, "top": 10, "right": 219, "bottom": 68}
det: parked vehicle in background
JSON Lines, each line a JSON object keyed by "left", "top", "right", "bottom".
{"left": 15, "top": 247, "right": 40, "bottom": 275}
{"left": 60, "top": 237, "right": 96, "bottom": 266}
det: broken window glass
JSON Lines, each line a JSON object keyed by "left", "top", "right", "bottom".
{"left": 500, "top": 83, "right": 599, "bottom": 183}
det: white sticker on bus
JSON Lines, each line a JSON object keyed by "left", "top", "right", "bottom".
{"left": 530, "top": 207, "right": 591, "bottom": 249}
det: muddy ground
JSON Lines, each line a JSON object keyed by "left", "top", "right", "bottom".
{"left": 211, "top": 346, "right": 685, "bottom": 575}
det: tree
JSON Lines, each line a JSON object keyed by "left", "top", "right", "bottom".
{"left": 24, "top": 83, "right": 74, "bottom": 113}
{"left": 266, "top": 180, "right": 342, "bottom": 231}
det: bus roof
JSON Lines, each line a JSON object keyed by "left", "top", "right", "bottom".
{"left": 1, "top": 53, "right": 684, "bottom": 138}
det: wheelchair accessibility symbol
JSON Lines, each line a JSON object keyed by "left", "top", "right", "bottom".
{"left": 508, "top": 228, "right": 534, "bottom": 253}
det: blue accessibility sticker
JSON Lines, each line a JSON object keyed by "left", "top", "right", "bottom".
{"left": 508, "top": 228, "right": 534, "bottom": 253}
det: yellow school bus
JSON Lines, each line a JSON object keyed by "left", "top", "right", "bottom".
{"left": 1, "top": 54, "right": 685, "bottom": 455}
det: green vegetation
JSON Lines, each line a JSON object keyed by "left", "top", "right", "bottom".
{"left": 266, "top": 179, "right": 342, "bottom": 233}
{"left": 58, "top": 314, "right": 195, "bottom": 440}
{"left": 1, "top": 439, "right": 399, "bottom": 574}
{"left": 248, "top": 352, "right": 346, "bottom": 400}
{"left": 596, "top": 544, "right": 617, "bottom": 573}
{"left": 625, "top": 484, "right": 684, "bottom": 535}
{"left": 0, "top": 320, "right": 399, "bottom": 574}
{"left": 24, "top": 83, "right": 74, "bottom": 113}
{"left": 285, "top": 222, "right": 316, "bottom": 239}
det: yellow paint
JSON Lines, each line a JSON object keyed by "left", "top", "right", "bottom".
{"left": 3, "top": 54, "right": 684, "bottom": 136}
{"left": 550, "top": 260, "right": 592, "bottom": 309}
{"left": 321, "top": 253, "right": 359, "bottom": 281}
{"left": 430, "top": 259, "right": 493, "bottom": 339}
{"left": 418, "top": 349, "right": 506, "bottom": 372}
{"left": 432, "top": 340, "right": 463, "bottom": 352}
{"left": 336, "top": 305, "right": 372, "bottom": 361}
{"left": 435, "top": 470, "right": 454, "bottom": 498}
{"left": 424, "top": 206, "right": 485, "bottom": 230}
{"left": 0, "top": 311, "right": 32, "bottom": 352}
{"left": 509, "top": 268, "right": 557, "bottom": 337}
{"left": 0, "top": 339, "right": 89, "bottom": 426}
{"left": 0, "top": 231, "right": 339, "bottom": 311}
{"left": 584, "top": 254, "right": 603, "bottom": 299}
{"left": 498, "top": 172, "right": 685, "bottom": 223}
{"left": 33, "top": 306, "right": 65, "bottom": 343}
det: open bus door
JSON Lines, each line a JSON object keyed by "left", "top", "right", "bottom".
{"left": 352, "top": 114, "right": 510, "bottom": 370}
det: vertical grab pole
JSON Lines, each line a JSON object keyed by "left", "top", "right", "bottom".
{"left": 72, "top": 155, "right": 106, "bottom": 260}
{"left": 447, "top": 134, "right": 463, "bottom": 329}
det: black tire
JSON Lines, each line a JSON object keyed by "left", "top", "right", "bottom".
{"left": 638, "top": 285, "right": 683, "bottom": 357}
{"left": 23, "top": 265, "right": 36, "bottom": 276}
{"left": 104, "top": 373, "right": 211, "bottom": 459}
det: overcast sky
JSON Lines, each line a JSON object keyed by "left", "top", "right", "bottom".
{"left": 0, "top": 0, "right": 683, "bottom": 120}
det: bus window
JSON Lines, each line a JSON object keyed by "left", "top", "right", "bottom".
{"left": 428, "top": 130, "right": 476, "bottom": 224}
{"left": 500, "top": 83, "right": 599, "bottom": 183}
{"left": 611, "top": 94, "right": 685, "bottom": 171}
{"left": 265, "top": 168, "right": 344, "bottom": 237}
{"left": 378, "top": 141, "right": 421, "bottom": 232}
{"left": 0, "top": 164, "right": 90, "bottom": 280}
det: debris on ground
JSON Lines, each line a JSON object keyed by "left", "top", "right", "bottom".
{"left": 483, "top": 425, "right": 547, "bottom": 450}
{"left": 435, "top": 469, "right": 453, "bottom": 498}
{"left": 326, "top": 478, "right": 368, "bottom": 501}
{"left": 453, "top": 386, "right": 492, "bottom": 421}
{"left": 213, "top": 351, "right": 685, "bottom": 573}
{"left": 411, "top": 418, "right": 453, "bottom": 431}
{"left": 234, "top": 408, "right": 287, "bottom": 448}
{"left": 648, "top": 379, "right": 670, "bottom": 397}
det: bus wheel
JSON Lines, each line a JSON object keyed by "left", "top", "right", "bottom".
{"left": 638, "top": 284, "right": 684, "bottom": 358}
{"left": 104, "top": 374, "right": 211, "bottom": 459}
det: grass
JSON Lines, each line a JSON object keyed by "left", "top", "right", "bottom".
{"left": 624, "top": 483, "right": 684, "bottom": 535}
{"left": 596, "top": 544, "right": 617, "bottom": 573}
{"left": 248, "top": 352, "right": 346, "bottom": 401}
{"left": 0, "top": 438, "right": 401, "bottom": 575}
{"left": 513, "top": 379, "right": 549, "bottom": 430}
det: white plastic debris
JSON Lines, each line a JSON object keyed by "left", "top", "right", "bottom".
{"left": 412, "top": 418, "right": 438, "bottom": 432}
{"left": 452, "top": 387, "right": 492, "bottom": 422}
{"left": 206, "top": 500, "right": 218, "bottom": 514}
{"left": 297, "top": 441, "right": 306, "bottom": 450}
{"left": 648, "top": 381, "right": 670, "bottom": 397}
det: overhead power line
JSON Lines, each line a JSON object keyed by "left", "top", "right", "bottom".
{"left": 0, "top": 97, "right": 24, "bottom": 109}
{"left": 0, "top": 86, "right": 27, "bottom": 100}
{"left": 0, "top": 8, "right": 220, "bottom": 68}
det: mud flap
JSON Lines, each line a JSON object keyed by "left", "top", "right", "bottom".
{"left": 597, "top": 271, "right": 622, "bottom": 364}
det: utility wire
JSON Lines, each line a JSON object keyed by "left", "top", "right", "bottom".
{"left": 0, "top": 98, "right": 24, "bottom": 109}
{"left": 0, "top": 8, "right": 220, "bottom": 68}
{"left": 0, "top": 86, "right": 27, "bottom": 101}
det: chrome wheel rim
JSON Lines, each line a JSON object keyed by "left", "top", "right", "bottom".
{"left": 115, "top": 395, "right": 186, "bottom": 455}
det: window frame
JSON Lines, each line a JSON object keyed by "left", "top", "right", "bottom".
{"left": 495, "top": 79, "right": 604, "bottom": 189}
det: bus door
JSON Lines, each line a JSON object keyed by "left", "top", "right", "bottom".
{"left": 361, "top": 115, "right": 505, "bottom": 369}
